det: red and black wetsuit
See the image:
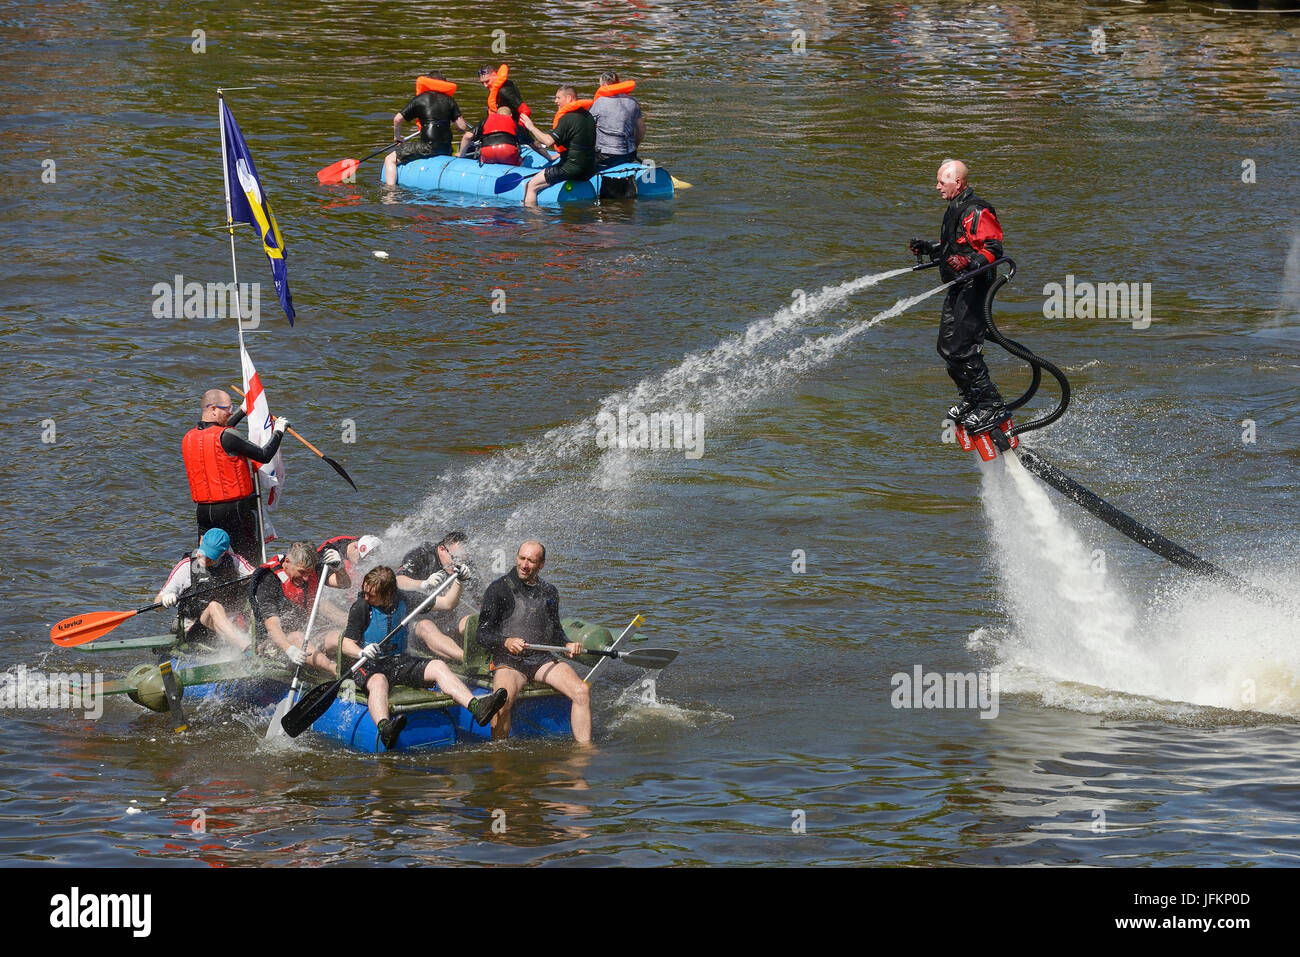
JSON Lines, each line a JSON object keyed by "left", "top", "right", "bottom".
{"left": 935, "top": 187, "right": 1005, "bottom": 413}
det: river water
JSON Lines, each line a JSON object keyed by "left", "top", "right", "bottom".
{"left": 2, "top": 1, "right": 1299, "bottom": 867}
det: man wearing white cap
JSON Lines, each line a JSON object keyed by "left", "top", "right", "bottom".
{"left": 155, "top": 528, "right": 256, "bottom": 653}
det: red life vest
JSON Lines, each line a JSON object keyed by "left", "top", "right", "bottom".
{"left": 482, "top": 111, "right": 518, "bottom": 138}
{"left": 317, "top": 535, "right": 359, "bottom": 576}
{"left": 182, "top": 426, "right": 255, "bottom": 504}
{"left": 262, "top": 555, "right": 318, "bottom": 610}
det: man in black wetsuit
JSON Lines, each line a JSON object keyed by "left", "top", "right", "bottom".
{"left": 475, "top": 540, "right": 590, "bottom": 743}
{"left": 519, "top": 87, "right": 597, "bottom": 207}
{"left": 909, "top": 159, "right": 1007, "bottom": 434}
{"left": 181, "top": 388, "right": 288, "bottom": 564}
{"left": 391, "top": 530, "right": 473, "bottom": 661}
{"left": 382, "top": 71, "right": 471, "bottom": 185}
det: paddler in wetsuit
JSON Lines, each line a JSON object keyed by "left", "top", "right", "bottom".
{"left": 518, "top": 87, "right": 597, "bottom": 207}
{"left": 340, "top": 566, "right": 507, "bottom": 750}
{"left": 459, "top": 64, "right": 535, "bottom": 158}
{"left": 182, "top": 388, "right": 289, "bottom": 564}
{"left": 908, "top": 159, "right": 1007, "bottom": 434}
{"left": 475, "top": 541, "right": 591, "bottom": 743}
{"left": 382, "top": 70, "right": 472, "bottom": 186}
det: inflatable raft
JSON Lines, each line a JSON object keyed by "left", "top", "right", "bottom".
{"left": 86, "top": 615, "right": 644, "bottom": 752}
{"left": 388, "top": 145, "right": 674, "bottom": 204}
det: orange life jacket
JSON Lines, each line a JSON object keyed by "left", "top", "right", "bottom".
{"left": 416, "top": 76, "right": 457, "bottom": 96}
{"left": 552, "top": 98, "right": 594, "bottom": 130}
{"left": 482, "top": 111, "right": 518, "bottom": 138}
{"left": 593, "top": 80, "right": 635, "bottom": 100}
{"left": 182, "top": 426, "right": 255, "bottom": 504}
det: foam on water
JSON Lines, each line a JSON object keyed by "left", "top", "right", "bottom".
{"left": 386, "top": 268, "right": 945, "bottom": 561}
{"left": 976, "top": 450, "right": 1300, "bottom": 719}
{"left": 605, "top": 675, "right": 734, "bottom": 731}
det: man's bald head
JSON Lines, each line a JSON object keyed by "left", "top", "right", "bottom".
{"left": 201, "top": 388, "right": 233, "bottom": 423}
{"left": 936, "top": 159, "right": 969, "bottom": 201}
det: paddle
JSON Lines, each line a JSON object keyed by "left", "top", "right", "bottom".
{"left": 584, "top": 614, "right": 646, "bottom": 684}
{"left": 229, "top": 384, "right": 358, "bottom": 490}
{"left": 523, "top": 644, "right": 677, "bottom": 670}
{"left": 265, "top": 558, "right": 332, "bottom": 739}
{"left": 317, "top": 131, "right": 419, "bottom": 185}
{"left": 51, "top": 576, "right": 254, "bottom": 647}
{"left": 280, "top": 573, "right": 459, "bottom": 738}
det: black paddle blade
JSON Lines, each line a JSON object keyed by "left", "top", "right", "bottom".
{"left": 280, "top": 677, "right": 345, "bottom": 737}
{"left": 618, "top": 648, "right": 678, "bottom": 669}
{"left": 322, "top": 455, "right": 358, "bottom": 491}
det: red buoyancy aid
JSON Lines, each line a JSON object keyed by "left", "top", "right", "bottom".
{"left": 263, "top": 555, "right": 319, "bottom": 610}
{"left": 593, "top": 80, "right": 635, "bottom": 100}
{"left": 482, "top": 111, "right": 518, "bottom": 138}
{"left": 182, "top": 426, "right": 255, "bottom": 504}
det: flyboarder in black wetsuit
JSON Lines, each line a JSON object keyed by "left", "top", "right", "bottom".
{"left": 910, "top": 159, "right": 1007, "bottom": 434}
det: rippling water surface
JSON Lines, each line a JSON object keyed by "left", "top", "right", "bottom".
{"left": 2, "top": 0, "right": 1299, "bottom": 866}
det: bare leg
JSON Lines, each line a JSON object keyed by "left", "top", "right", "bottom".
{"left": 523, "top": 170, "right": 548, "bottom": 207}
{"left": 537, "top": 660, "right": 592, "bottom": 744}
{"left": 422, "top": 660, "right": 473, "bottom": 707}
{"left": 383, "top": 152, "right": 398, "bottom": 186}
{"left": 415, "top": 620, "right": 463, "bottom": 662}
{"left": 365, "top": 673, "right": 390, "bottom": 727}
{"left": 490, "top": 666, "right": 528, "bottom": 740}
{"left": 198, "top": 602, "right": 250, "bottom": 652}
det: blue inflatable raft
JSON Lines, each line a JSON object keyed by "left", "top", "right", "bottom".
{"left": 388, "top": 145, "right": 674, "bottom": 204}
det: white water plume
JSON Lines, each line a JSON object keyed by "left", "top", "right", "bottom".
{"left": 977, "top": 451, "right": 1300, "bottom": 718}
{"left": 387, "top": 267, "right": 943, "bottom": 556}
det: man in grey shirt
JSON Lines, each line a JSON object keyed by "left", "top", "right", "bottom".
{"left": 588, "top": 71, "right": 645, "bottom": 169}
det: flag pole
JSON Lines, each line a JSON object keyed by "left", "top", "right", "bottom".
{"left": 219, "top": 89, "right": 269, "bottom": 565}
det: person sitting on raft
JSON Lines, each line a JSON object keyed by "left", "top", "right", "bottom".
{"left": 250, "top": 541, "right": 350, "bottom": 674}
{"left": 155, "top": 527, "right": 255, "bottom": 653}
{"left": 459, "top": 64, "right": 534, "bottom": 159}
{"left": 383, "top": 70, "right": 471, "bottom": 186}
{"left": 393, "top": 531, "right": 475, "bottom": 661}
{"left": 341, "top": 566, "right": 507, "bottom": 750}
{"left": 589, "top": 71, "right": 644, "bottom": 170}
{"left": 518, "top": 86, "right": 597, "bottom": 207}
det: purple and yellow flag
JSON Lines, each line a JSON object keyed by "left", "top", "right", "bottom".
{"left": 220, "top": 99, "right": 296, "bottom": 325}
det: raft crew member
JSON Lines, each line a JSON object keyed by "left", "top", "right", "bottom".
{"left": 589, "top": 71, "right": 644, "bottom": 169}
{"left": 316, "top": 534, "right": 382, "bottom": 599}
{"left": 341, "top": 566, "right": 507, "bottom": 750}
{"left": 475, "top": 540, "right": 592, "bottom": 744}
{"left": 250, "top": 541, "right": 350, "bottom": 674}
{"left": 908, "top": 159, "right": 1007, "bottom": 434}
{"left": 383, "top": 70, "right": 471, "bottom": 186}
{"left": 392, "top": 531, "right": 474, "bottom": 661}
{"left": 155, "top": 528, "right": 255, "bottom": 653}
{"left": 459, "top": 64, "right": 534, "bottom": 158}
{"left": 182, "top": 388, "right": 288, "bottom": 564}
{"left": 518, "top": 86, "right": 597, "bottom": 207}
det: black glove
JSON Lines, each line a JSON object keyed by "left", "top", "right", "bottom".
{"left": 909, "top": 238, "right": 938, "bottom": 260}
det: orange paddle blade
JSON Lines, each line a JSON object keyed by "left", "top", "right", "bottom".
{"left": 50, "top": 609, "right": 139, "bottom": 647}
{"left": 317, "top": 158, "right": 360, "bottom": 185}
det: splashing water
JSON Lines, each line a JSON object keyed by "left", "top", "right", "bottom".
{"left": 387, "top": 268, "right": 947, "bottom": 560}
{"left": 977, "top": 451, "right": 1300, "bottom": 718}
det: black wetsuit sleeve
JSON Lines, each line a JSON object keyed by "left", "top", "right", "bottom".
{"left": 399, "top": 96, "right": 422, "bottom": 123}
{"left": 475, "top": 579, "right": 509, "bottom": 656}
{"left": 220, "top": 427, "right": 284, "bottom": 464}
{"left": 226, "top": 407, "right": 247, "bottom": 428}
{"left": 342, "top": 596, "right": 368, "bottom": 643}
{"left": 253, "top": 573, "right": 287, "bottom": 623}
